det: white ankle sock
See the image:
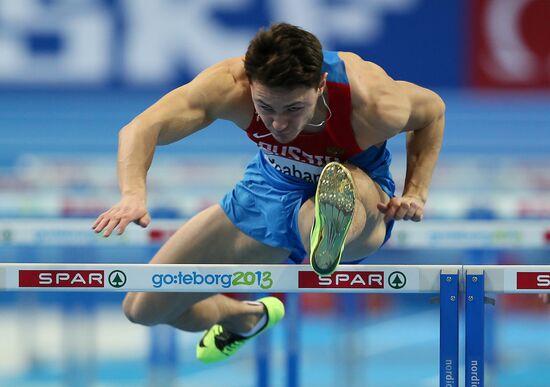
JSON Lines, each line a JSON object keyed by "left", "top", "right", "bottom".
{"left": 238, "top": 302, "right": 268, "bottom": 338}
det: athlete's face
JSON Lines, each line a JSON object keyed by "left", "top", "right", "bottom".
{"left": 250, "top": 78, "right": 326, "bottom": 143}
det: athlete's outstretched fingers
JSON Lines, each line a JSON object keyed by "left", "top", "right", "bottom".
{"left": 93, "top": 215, "right": 111, "bottom": 233}
{"left": 402, "top": 202, "right": 413, "bottom": 220}
{"left": 404, "top": 202, "right": 420, "bottom": 221}
{"left": 382, "top": 204, "right": 395, "bottom": 222}
{"left": 411, "top": 205, "right": 424, "bottom": 222}
{"left": 116, "top": 217, "right": 133, "bottom": 235}
{"left": 378, "top": 197, "right": 425, "bottom": 222}
{"left": 102, "top": 218, "right": 121, "bottom": 237}
{"left": 393, "top": 202, "right": 410, "bottom": 220}
{"left": 92, "top": 214, "right": 104, "bottom": 229}
{"left": 383, "top": 198, "right": 402, "bottom": 222}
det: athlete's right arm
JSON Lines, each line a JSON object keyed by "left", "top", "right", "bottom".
{"left": 92, "top": 59, "right": 245, "bottom": 237}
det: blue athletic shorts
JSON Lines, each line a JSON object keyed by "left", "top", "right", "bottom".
{"left": 220, "top": 147, "right": 396, "bottom": 264}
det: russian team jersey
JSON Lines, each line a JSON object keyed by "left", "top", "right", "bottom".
{"left": 245, "top": 50, "right": 363, "bottom": 183}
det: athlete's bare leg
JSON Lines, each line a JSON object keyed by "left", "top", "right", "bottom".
{"left": 125, "top": 164, "right": 387, "bottom": 332}
{"left": 298, "top": 163, "right": 390, "bottom": 261}
{"left": 123, "top": 204, "right": 289, "bottom": 332}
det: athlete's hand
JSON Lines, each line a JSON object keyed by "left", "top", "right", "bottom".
{"left": 377, "top": 195, "right": 425, "bottom": 223}
{"left": 538, "top": 294, "right": 550, "bottom": 304}
{"left": 92, "top": 195, "right": 151, "bottom": 237}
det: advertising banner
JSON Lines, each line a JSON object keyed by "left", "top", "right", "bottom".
{"left": 0, "top": 0, "right": 462, "bottom": 88}
{"left": 470, "top": 0, "right": 550, "bottom": 88}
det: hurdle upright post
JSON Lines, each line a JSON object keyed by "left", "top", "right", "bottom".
{"left": 439, "top": 268, "right": 459, "bottom": 387}
{"left": 465, "top": 267, "right": 485, "bottom": 387}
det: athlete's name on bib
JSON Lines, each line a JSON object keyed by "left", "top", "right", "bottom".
{"left": 267, "top": 156, "right": 320, "bottom": 183}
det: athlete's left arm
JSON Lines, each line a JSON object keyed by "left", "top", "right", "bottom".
{"left": 376, "top": 80, "right": 445, "bottom": 222}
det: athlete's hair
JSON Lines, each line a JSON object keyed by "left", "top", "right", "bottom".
{"left": 244, "top": 23, "right": 323, "bottom": 89}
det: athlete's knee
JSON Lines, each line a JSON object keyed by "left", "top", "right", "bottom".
{"left": 122, "top": 292, "right": 145, "bottom": 325}
{"left": 350, "top": 199, "right": 367, "bottom": 227}
{"left": 342, "top": 163, "right": 365, "bottom": 181}
{"left": 343, "top": 164, "right": 379, "bottom": 196}
{"left": 344, "top": 224, "right": 386, "bottom": 260}
{"left": 122, "top": 292, "right": 160, "bottom": 326}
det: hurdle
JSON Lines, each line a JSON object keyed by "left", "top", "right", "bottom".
{"left": 462, "top": 265, "right": 550, "bottom": 387}
{"left": 0, "top": 263, "right": 461, "bottom": 386}
{"left": 2, "top": 218, "right": 549, "bottom": 386}
{"left": 4, "top": 263, "right": 550, "bottom": 386}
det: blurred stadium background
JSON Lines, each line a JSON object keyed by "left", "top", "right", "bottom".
{"left": 0, "top": 0, "right": 549, "bottom": 386}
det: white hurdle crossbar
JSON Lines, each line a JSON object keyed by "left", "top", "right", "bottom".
{"left": 4, "top": 263, "right": 550, "bottom": 387}
{"left": 0, "top": 263, "right": 457, "bottom": 293}
{"left": 0, "top": 263, "right": 461, "bottom": 386}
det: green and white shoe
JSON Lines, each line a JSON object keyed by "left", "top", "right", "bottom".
{"left": 310, "top": 162, "right": 355, "bottom": 276}
{"left": 196, "top": 296, "right": 285, "bottom": 364}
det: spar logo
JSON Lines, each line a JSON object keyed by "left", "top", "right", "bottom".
{"left": 108, "top": 270, "right": 127, "bottom": 288}
{"left": 19, "top": 270, "right": 105, "bottom": 288}
{"left": 517, "top": 272, "right": 550, "bottom": 289}
{"left": 298, "top": 271, "right": 384, "bottom": 288}
{"left": 388, "top": 271, "right": 406, "bottom": 289}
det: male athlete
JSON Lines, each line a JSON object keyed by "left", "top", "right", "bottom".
{"left": 92, "top": 23, "right": 445, "bottom": 363}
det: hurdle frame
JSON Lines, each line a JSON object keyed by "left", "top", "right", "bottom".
{"left": 463, "top": 265, "right": 550, "bottom": 387}
{"left": 440, "top": 268, "right": 460, "bottom": 387}
{"left": 0, "top": 263, "right": 461, "bottom": 386}
{"left": 4, "top": 262, "right": 550, "bottom": 387}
